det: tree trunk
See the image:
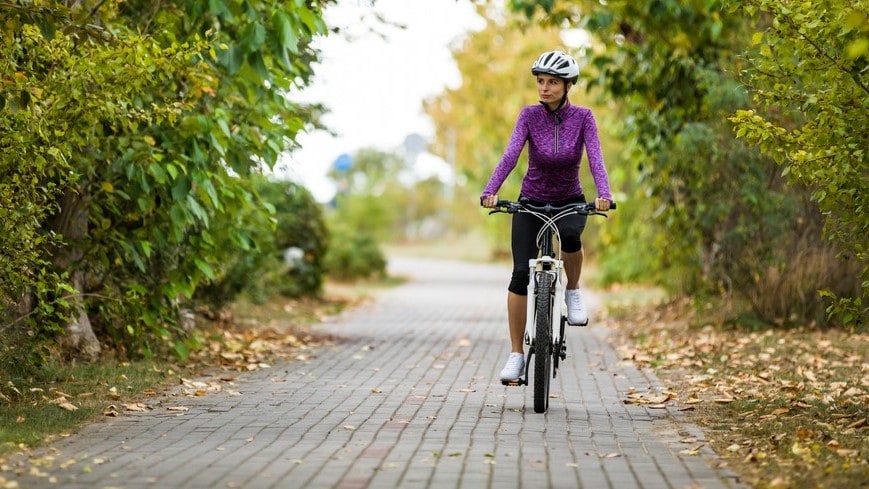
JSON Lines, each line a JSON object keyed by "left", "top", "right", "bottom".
{"left": 50, "top": 187, "right": 101, "bottom": 361}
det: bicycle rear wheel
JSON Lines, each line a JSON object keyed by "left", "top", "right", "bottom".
{"left": 533, "top": 272, "right": 553, "bottom": 413}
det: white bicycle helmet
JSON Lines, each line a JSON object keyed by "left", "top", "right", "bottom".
{"left": 531, "top": 50, "right": 579, "bottom": 83}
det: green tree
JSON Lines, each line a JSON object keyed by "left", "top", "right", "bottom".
{"left": 1, "top": 0, "right": 332, "bottom": 361}
{"left": 1, "top": 4, "right": 211, "bottom": 361}
{"left": 728, "top": 0, "right": 868, "bottom": 326}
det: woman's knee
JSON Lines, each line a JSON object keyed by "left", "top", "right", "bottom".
{"left": 508, "top": 270, "right": 529, "bottom": 295}
{"left": 561, "top": 238, "right": 583, "bottom": 254}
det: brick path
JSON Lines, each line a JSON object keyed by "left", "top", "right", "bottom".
{"left": 7, "top": 257, "right": 744, "bottom": 489}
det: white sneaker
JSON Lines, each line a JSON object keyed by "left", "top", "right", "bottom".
{"left": 499, "top": 352, "right": 525, "bottom": 381}
{"left": 566, "top": 289, "right": 588, "bottom": 325}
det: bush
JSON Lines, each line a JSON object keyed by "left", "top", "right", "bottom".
{"left": 324, "top": 225, "right": 387, "bottom": 281}
{"left": 263, "top": 178, "right": 330, "bottom": 298}
{"left": 195, "top": 177, "right": 329, "bottom": 306}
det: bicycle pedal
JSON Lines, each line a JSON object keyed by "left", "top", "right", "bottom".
{"left": 501, "top": 378, "right": 524, "bottom": 386}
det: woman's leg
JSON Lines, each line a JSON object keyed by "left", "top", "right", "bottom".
{"left": 507, "top": 292, "right": 526, "bottom": 352}
{"left": 563, "top": 248, "right": 583, "bottom": 289}
{"left": 558, "top": 204, "right": 589, "bottom": 324}
{"left": 506, "top": 210, "right": 539, "bottom": 353}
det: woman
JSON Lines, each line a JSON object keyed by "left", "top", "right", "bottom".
{"left": 480, "top": 50, "right": 613, "bottom": 382}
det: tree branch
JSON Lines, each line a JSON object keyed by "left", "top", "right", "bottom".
{"left": 777, "top": 13, "right": 869, "bottom": 96}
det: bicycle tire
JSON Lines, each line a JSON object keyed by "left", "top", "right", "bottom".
{"left": 533, "top": 272, "right": 553, "bottom": 413}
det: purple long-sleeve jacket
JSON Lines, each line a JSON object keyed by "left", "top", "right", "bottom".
{"left": 481, "top": 102, "right": 612, "bottom": 202}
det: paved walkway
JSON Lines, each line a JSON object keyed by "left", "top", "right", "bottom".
{"left": 8, "top": 257, "right": 744, "bottom": 489}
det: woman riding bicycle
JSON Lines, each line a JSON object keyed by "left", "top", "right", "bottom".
{"left": 480, "top": 50, "right": 614, "bottom": 383}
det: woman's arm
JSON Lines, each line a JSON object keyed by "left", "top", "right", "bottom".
{"left": 481, "top": 108, "right": 530, "bottom": 200}
{"left": 582, "top": 110, "right": 612, "bottom": 201}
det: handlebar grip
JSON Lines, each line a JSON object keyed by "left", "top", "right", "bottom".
{"left": 610, "top": 202, "right": 617, "bottom": 210}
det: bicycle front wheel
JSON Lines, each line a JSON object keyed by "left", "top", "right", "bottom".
{"left": 533, "top": 272, "right": 553, "bottom": 413}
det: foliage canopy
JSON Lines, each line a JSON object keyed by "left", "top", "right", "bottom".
{"left": 1, "top": 0, "right": 334, "bottom": 363}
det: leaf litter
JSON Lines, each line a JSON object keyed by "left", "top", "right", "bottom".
{"left": 604, "top": 297, "right": 868, "bottom": 488}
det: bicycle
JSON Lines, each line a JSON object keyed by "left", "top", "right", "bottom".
{"left": 488, "top": 198, "right": 615, "bottom": 413}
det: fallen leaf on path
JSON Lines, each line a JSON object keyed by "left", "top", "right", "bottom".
{"left": 122, "top": 403, "right": 149, "bottom": 412}
{"left": 680, "top": 446, "right": 703, "bottom": 456}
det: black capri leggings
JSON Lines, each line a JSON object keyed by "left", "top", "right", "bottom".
{"left": 508, "top": 194, "right": 587, "bottom": 296}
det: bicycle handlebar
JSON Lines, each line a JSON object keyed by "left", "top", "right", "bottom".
{"left": 487, "top": 199, "right": 616, "bottom": 217}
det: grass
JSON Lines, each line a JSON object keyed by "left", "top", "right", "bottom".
{"left": 0, "top": 359, "right": 171, "bottom": 455}
{"left": 604, "top": 297, "right": 869, "bottom": 489}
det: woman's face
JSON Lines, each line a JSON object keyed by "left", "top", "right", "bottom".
{"left": 536, "top": 73, "right": 568, "bottom": 107}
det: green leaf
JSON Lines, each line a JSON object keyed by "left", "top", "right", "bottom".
{"left": 240, "top": 22, "right": 267, "bottom": 53}
{"left": 149, "top": 163, "right": 168, "bottom": 183}
{"left": 173, "top": 341, "right": 190, "bottom": 360}
{"left": 846, "top": 38, "right": 868, "bottom": 59}
{"left": 221, "top": 44, "right": 244, "bottom": 75}
{"left": 208, "top": 0, "right": 228, "bottom": 16}
{"left": 247, "top": 52, "right": 270, "bottom": 81}
{"left": 273, "top": 11, "right": 298, "bottom": 51}
{"left": 140, "top": 240, "right": 152, "bottom": 258}
{"left": 194, "top": 258, "right": 216, "bottom": 280}
{"left": 165, "top": 163, "right": 179, "bottom": 180}
{"left": 169, "top": 206, "right": 186, "bottom": 231}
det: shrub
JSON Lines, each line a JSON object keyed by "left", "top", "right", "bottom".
{"left": 324, "top": 225, "right": 387, "bottom": 281}
{"left": 194, "top": 177, "right": 329, "bottom": 306}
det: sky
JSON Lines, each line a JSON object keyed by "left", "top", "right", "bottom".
{"left": 274, "top": 0, "right": 486, "bottom": 202}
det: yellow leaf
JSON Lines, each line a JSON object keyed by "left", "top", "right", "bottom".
{"left": 57, "top": 401, "right": 78, "bottom": 411}
{"left": 751, "top": 32, "right": 763, "bottom": 45}
{"left": 791, "top": 442, "right": 809, "bottom": 457}
{"left": 101, "top": 181, "right": 114, "bottom": 193}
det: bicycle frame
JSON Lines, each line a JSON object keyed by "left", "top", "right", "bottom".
{"left": 523, "top": 209, "right": 573, "bottom": 352}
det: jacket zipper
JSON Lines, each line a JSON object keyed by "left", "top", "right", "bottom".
{"left": 553, "top": 113, "right": 561, "bottom": 153}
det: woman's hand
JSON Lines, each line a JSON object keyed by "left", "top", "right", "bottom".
{"left": 481, "top": 194, "right": 499, "bottom": 208}
{"left": 594, "top": 197, "right": 612, "bottom": 211}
